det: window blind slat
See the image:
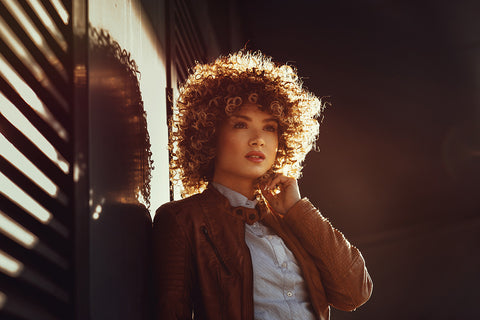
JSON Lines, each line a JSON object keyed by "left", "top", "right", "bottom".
{"left": 0, "top": 233, "right": 68, "bottom": 286}
{"left": 0, "top": 194, "right": 70, "bottom": 259}
{"left": 39, "top": 0, "right": 70, "bottom": 40}
{"left": 0, "top": 76, "right": 70, "bottom": 161}
{"left": 0, "top": 1, "right": 68, "bottom": 93}
{"left": 0, "top": 274, "right": 67, "bottom": 319}
{"left": 15, "top": 0, "right": 68, "bottom": 65}
{"left": 0, "top": 38, "right": 70, "bottom": 124}
{"left": 0, "top": 114, "right": 71, "bottom": 193}
{"left": 0, "top": 156, "right": 69, "bottom": 224}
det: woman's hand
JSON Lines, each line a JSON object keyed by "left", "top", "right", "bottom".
{"left": 262, "top": 174, "right": 301, "bottom": 215}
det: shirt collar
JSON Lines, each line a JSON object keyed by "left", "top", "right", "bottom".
{"left": 210, "top": 182, "right": 265, "bottom": 225}
{"left": 211, "top": 182, "right": 258, "bottom": 209}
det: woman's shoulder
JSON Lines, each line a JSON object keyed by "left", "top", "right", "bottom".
{"left": 157, "top": 192, "right": 201, "bottom": 211}
{"left": 153, "top": 192, "right": 208, "bottom": 222}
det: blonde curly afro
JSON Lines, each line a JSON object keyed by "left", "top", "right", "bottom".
{"left": 171, "top": 50, "right": 324, "bottom": 197}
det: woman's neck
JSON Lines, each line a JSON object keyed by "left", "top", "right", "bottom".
{"left": 212, "top": 178, "right": 256, "bottom": 200}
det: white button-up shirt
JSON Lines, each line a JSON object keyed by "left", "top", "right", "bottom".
{"left": 212, "top": 183, "right": 315, "bottom": 320}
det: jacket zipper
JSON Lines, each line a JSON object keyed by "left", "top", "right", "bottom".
{"left": 243, "top": 231, "right": 254, "bottom": 319}
{"left": 200, "top": 226, "right": 231, "bottom": 275}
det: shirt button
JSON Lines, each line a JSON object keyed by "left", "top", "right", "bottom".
{"left": 281, "top": 262, "right": 287, "bottom": 268}
{"left": 267, "top": 235, "right": 273, "bottom": 240}
{"left": 286, "top": 291, "right": 293, "bottom": 297}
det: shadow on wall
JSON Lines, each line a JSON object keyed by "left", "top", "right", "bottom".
{"left": 88, "top": 28, "right": 153, "bottom": 320}
{"left": 88, "top": 27, "right": 153, "bottom": 209}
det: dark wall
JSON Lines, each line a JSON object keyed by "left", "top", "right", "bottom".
{"left": 239, "top": 0, "right": 480, "bottom": 318}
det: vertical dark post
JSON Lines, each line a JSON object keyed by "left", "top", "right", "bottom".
{"left": 165, "top": 0, "right": 174, "bottom": 201}
{"left": 72, "top": 0, "right": 90, "bottom": 319}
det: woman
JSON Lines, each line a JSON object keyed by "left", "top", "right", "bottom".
{"left": 153, "top": 51, "right": 372, "bottom": 319}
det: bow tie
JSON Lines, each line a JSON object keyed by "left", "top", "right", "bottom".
{"left": 227, "top": 202, "right": 268, "bottom": 225}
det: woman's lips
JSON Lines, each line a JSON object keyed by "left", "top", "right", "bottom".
{"left": 245, "top": 151, "right": 265, "bottom": 163}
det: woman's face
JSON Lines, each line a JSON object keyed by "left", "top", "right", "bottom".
{"left": 213, "top": 103, "right": 278, "bottom": 189}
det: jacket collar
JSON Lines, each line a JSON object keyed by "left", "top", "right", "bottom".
{"left": 201, "top": 184, "right": 268, "bottom": 225}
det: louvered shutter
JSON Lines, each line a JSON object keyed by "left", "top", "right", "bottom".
{"left": 0, "top": 0, "right": 77, "bottom": 319}
{"left": 166, "top": 0, "right": 207, "bottom": 200}
{"left": 172, "top": 0, "right": 207, "bottom": 85}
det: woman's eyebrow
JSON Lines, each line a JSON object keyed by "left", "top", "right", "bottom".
{"left": 263, "top": 118, "right": 278, "bottom": 123}
{"left": 230, "top": 115, "right": 277, "bottom": 123}
{"left": 230, "top": 115, "right": 251, "bottom": 121}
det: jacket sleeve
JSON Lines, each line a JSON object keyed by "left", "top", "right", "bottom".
{"left": 152, "top": 204, "right": 194, "bottom": 319}
{"left": 283, "top": 198, "right": 373, "bottom": 311}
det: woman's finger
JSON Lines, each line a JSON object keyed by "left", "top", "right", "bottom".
{"left": 268, "top": 174, "right": 297, "bottom": 192}
{"left": 266, "top": 173, "right": 288, "bottom": 190}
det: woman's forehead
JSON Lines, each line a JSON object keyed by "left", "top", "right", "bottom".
{"left": 233, "top": 103, "right": 277, "bottom": 119}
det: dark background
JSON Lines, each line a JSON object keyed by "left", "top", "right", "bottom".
{"left": 147, "top": 0, "right": 480, "bottom": 317}
{"left": 220, "top": 0, "right": 479, "bottom": 318}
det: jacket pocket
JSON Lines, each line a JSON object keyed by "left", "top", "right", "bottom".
{"left": 200, "top": 226, "right": 231, "bottom": 275}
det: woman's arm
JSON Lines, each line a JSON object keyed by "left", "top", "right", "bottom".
{"left": 263, "top": 174, "right": 373, "bottom": 311}
{"left": 152, "top": 204, "right": 194, "bottom": 319}
{"left": 284, "top": 199, "right": 373, "bottom": 311}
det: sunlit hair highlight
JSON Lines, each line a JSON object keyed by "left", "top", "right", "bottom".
{"left": 171, "top": 51, "right": 325, "bottom": 197}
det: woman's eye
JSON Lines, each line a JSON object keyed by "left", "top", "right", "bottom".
{"left": 233, "top": 122, "right": 247, "bottom": 129}
{"left": 265, "top": 125, "right": 277, "bottom": 132}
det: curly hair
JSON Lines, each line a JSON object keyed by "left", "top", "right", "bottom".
{"left": 89, "top": 27, "right": 153, "bottom": 208}
{"left": 171, "top": 50, "right": 324, "bottom": 197}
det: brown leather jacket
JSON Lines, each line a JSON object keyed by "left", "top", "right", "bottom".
{"left": 153, "top": 186, "right": 372, "bottom": 320}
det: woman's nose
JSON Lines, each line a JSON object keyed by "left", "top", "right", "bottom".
{"left": 249, "top": 133, "right": 265, "bottom": 147}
